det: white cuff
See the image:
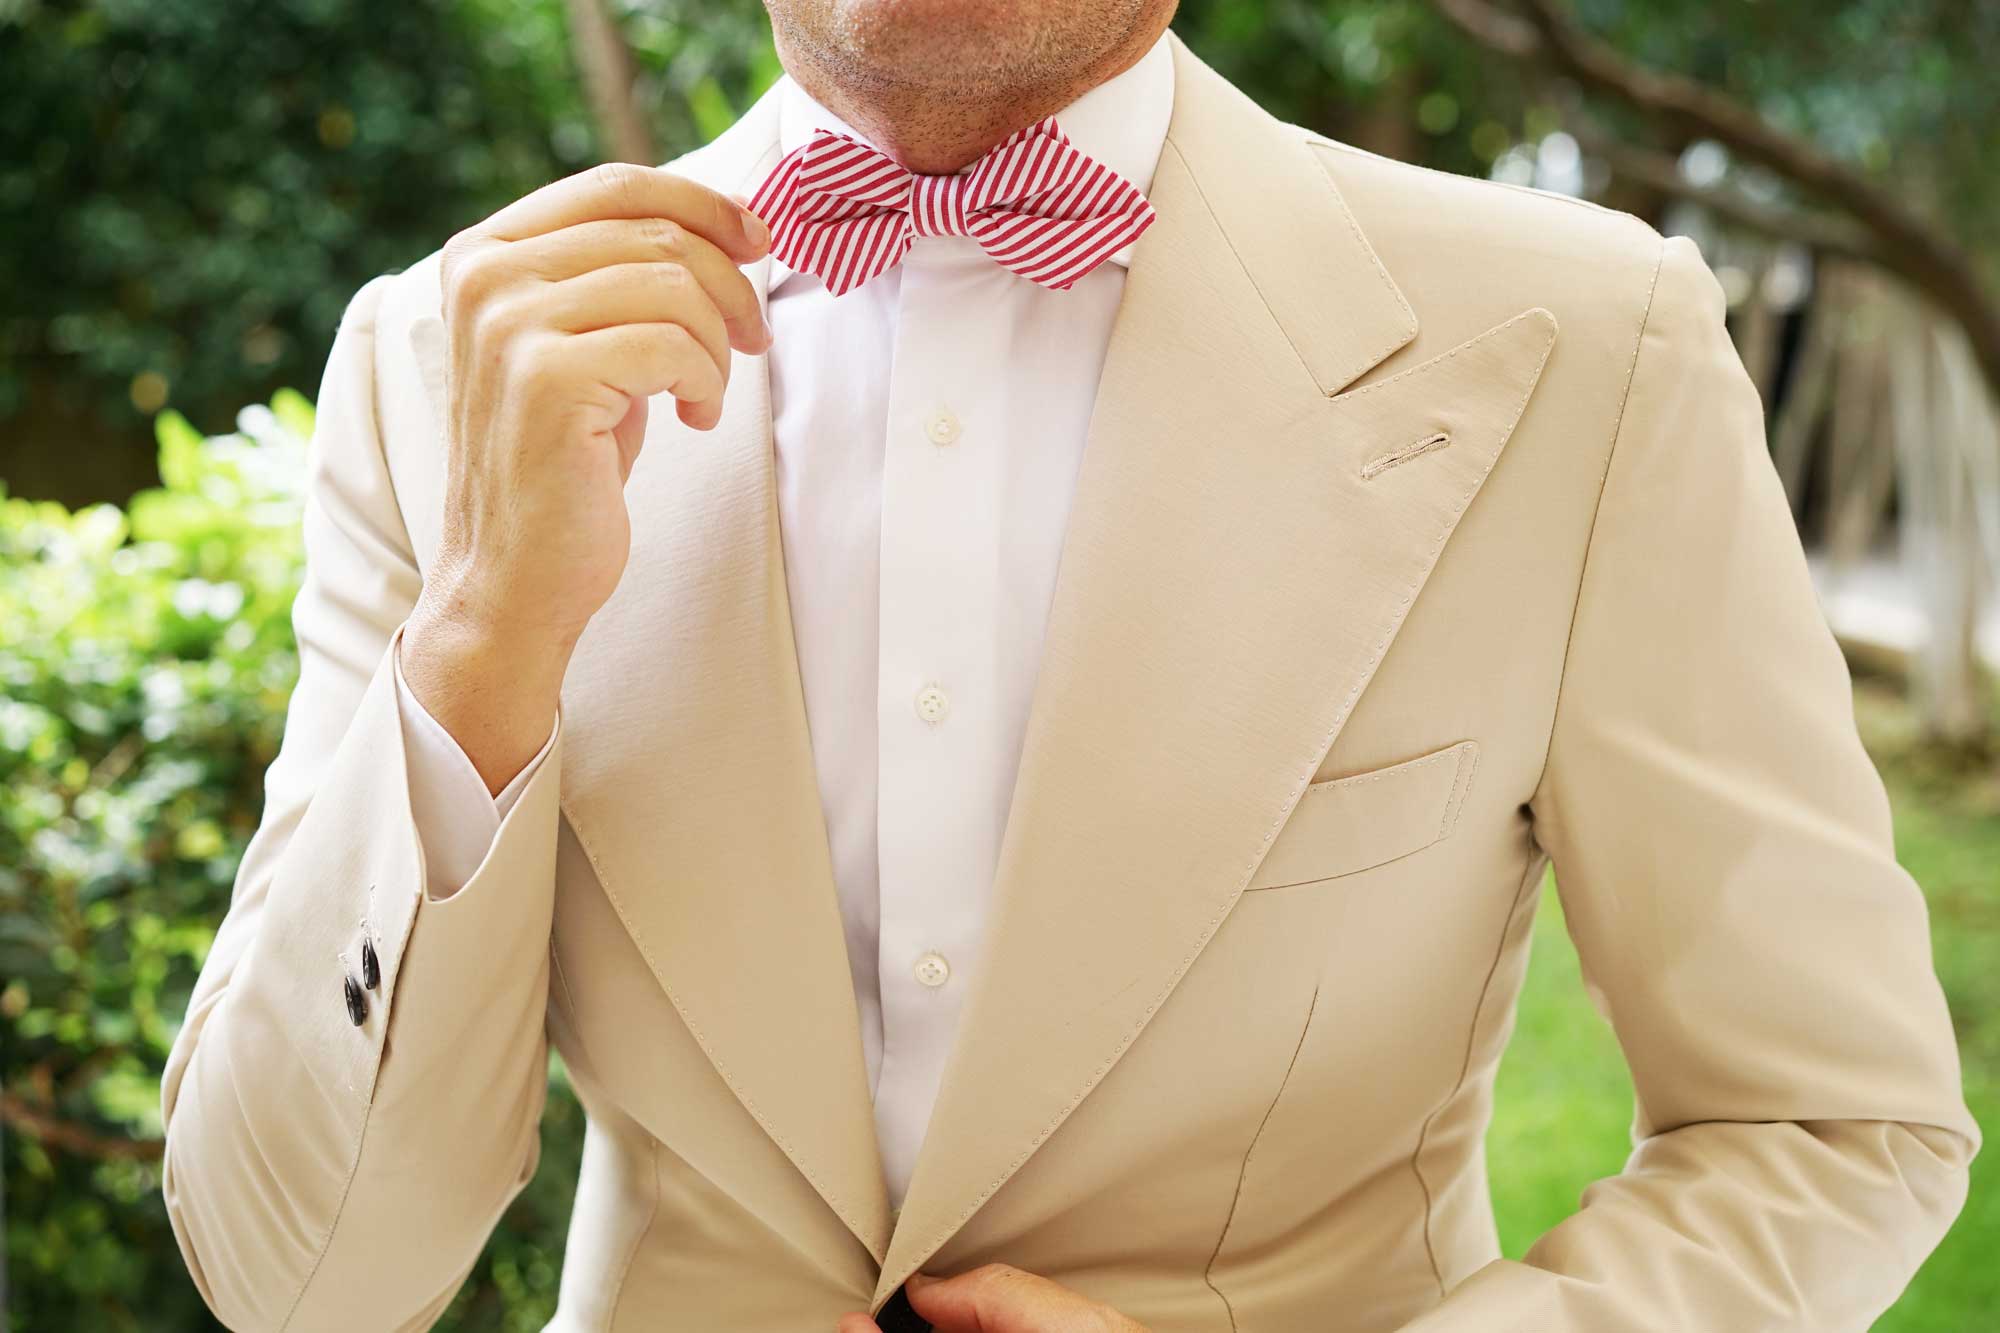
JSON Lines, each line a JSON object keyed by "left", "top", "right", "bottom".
{"left": 391, "top": 625, "right": 558, "bottom": 898}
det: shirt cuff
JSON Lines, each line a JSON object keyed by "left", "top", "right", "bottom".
{"left": 391, "top": 624, "right": 559, "bottom": 898}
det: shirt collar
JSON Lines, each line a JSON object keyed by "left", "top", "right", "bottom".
{"left": 768, "top": 29, "right": 1175, "bottom": 288}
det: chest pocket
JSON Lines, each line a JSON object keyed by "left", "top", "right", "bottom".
{"left": 1245, "top": 740, "right": 1479, "bottom": 891}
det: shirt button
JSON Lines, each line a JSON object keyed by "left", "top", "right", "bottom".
{"left": 925, "top": 409, "right": 961, "bottom": 445}
{"left": 913, "top": 951, "right": 952, "bottom": 987}
{"left": 914, "top": 684, "right": 950, "bottom": 724}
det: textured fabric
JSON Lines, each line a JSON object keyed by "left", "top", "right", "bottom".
{"left": 160, "top": 32, "right": 1977, "bottom": 1333}
{"left": 747, "top": 116, "right": 1156, "bottom": 296}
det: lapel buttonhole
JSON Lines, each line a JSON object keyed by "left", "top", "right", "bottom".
{"left": 1360, "top": 430, "right": 1452, "bottom": 481}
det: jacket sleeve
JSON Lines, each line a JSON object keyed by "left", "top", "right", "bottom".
{"left": 1401, "top": 236, "right": 1979, "bottom": 1331}
{"left": 160, "top": 275, "right": 567, "bottom": 1331}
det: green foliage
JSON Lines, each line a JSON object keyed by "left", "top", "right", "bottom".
{"left": 0, "top": 399, "right": 586, "bottom": 1331}
{"left": 1176, "top": 0, "right": 1522, "bottom": 177}
{"left": 0, "top": 0, "right": 786, "bottom": 509}
{"left": 611, "top": 0, "right": 782, "bottom": 149}
{"left": 1561, "top": 0, "right": 2000, "bottom": 253}
{"left": 1173, "top": 0, "right": 2000, "bottom": 277}
{"left": 1, "top": 398, "right": 313, "bottom": 1328}
{"left": 0, "top": 0, "right": 591, "bottom": 503}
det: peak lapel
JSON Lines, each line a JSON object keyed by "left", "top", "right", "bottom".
{"left": 873, "top": 35, "right": 1557, "bottom": 1302}
{"left": 411, "top": 86, "right": 896, "bottom": 1267}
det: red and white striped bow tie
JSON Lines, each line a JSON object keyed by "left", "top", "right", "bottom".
{"left": 746, "top": 117, "right": 1157, "bottom": 297}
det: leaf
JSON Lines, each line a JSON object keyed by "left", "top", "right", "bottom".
{"left": 153, "top": 411, "right": 206, "bottom": 493}
{"left": 269, "top": 387, "right": 316, "bottom": 444}
{"left": 687, "top": 75, "right": 737, "bottom": 145}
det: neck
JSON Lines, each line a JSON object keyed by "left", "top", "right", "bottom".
{"left": 774, "top": 19, "right": 1170, "bottom": 175}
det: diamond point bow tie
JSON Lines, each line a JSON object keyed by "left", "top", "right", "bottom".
{"left": 746, "top": 117, "right": 1157, "bottom": 297}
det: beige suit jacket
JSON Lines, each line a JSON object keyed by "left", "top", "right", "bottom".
{"left": 160, "top": 33, "right": 1978, "bottom": 1333}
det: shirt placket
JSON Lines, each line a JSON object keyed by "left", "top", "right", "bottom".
{"left": 871, "top": 237, "right": 1010, "bottom": 1209}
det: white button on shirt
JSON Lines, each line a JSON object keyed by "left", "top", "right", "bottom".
{"left": 925, "top": 409, "right": 961, "bottom": 446}
{"left": 391, "top": 33, "right": 1176, "bottom": 1211}
{"left": 913, "top": 684, "right": 950, "bottom": 724}
{"left": 913, "top": 952, "right": 952, "bottom": 988}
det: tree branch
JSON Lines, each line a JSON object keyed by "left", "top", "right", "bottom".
{"left": 1432, "top": 0, "right": 2000, "bottom": 400}
{"left": 1566, "top": 127, "right": 1884, "bottom": 266}
{"left": 1433, "top": 0, "right": 1539, "bottom": 57}
{"left": 0, "top": 1091, "right": 163, "bottom": 1163}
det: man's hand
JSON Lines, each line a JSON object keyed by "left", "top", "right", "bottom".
{"left": 400, "top": 162, "right": 774, "bottom": 790}
{"left": 838, "top": 1265, "right": 1151, "bottom": 1333}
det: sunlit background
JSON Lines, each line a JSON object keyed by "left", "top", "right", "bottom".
{"left": 3, "top": 1, "right": 1996, "bottom": 1328}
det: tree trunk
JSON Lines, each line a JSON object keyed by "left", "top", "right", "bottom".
{"left": 1769, "top": 261, "right": 1843, "bottom": 509}
{"left": 1890, "top": 291, "right": 1992, "bottom": 748}
{"left": 1824, "top": 271, "right": 1895, "bottom": 563}
{"left": 565, "top": 0, "right": 656, "bottom": 165}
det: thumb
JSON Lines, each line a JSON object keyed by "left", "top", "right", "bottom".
{"left": 904, "top": 1266, "right": 1068, "bottom": 1333}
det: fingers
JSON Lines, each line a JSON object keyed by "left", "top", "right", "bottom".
{"left": 903, "top": 1265, "right": 1075, "bottom": 1333}
{"left": 505, "top": 218, "right": 770, "bottom": 353}
{"left": 833, "top": 1316, "right": 881, "bottom": 1333}
{"left": 480, "top": 161, "right": 770, "bottom": 263}
{"left": 537, "top": 322, "right": 729, "bottom": 432}
{"left": 900, "top": 1265, "right": 1144, "bottom": 1333}
{"left": 531, "top": 263, "right": 732, "bottom": 400}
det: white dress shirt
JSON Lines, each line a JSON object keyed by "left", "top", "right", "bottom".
{"left": 393, "top": 32, "right": 1175, "bottom": 1209}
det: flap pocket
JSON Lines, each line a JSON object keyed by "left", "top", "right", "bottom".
{"left": 1245, "top": 740, "right": 1479, "bottom": 891}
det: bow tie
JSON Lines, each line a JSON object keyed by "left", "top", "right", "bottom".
{"left": 746, "top": 116, "right": 1157, "bottom": 297}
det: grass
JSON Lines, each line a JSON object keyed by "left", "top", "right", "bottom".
{"left": 1486, "top": 677, "right": 2000, "bottom": 1329}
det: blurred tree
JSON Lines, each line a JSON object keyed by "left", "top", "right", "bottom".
{"left": 0, "top": 0, "right": 788, "bottom": 511}
{"left": 567, "top": 0, "right": 659, "bottom": 163}
{"left": 1429, "top": 0, "right": 2000, "bottom": 406}
{"left": 0, "top": 0, "right": 595, "bottom": 507}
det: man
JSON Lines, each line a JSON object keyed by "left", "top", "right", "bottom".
{"left": 159, "top": 0, "right": 1978, "bottom": 1328}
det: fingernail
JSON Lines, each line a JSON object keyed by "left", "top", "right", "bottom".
{"left": 905, "top": 1272, "right": 936, "bottom": 1288}
{"left": 740, "top": 206, "right": 770, "bottom": 251}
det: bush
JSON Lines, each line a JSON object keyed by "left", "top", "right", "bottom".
{"left": 1, "top": 399, "right": 582, "bottom": 1331}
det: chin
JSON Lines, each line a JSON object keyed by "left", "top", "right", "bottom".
{"left": 823, "top": 0, "right": 1047, "bottom": 71}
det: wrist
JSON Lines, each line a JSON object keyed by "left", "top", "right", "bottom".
{"left": 400, "top": 591, "right": 575, "bottom": 795}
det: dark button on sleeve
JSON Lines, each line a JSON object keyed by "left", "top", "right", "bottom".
{"left": 361, "top": 938, "right": 380, "bottom": 990}
{"left": 344, "top": 973, "right": 367, "bottom": 1026}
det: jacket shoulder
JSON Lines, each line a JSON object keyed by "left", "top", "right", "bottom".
{"left": 1309, "top": 133, "right": 1664, "bottom": 275}
{"left": 1306, "top": 133, "right": 1670, "bottom": 375}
